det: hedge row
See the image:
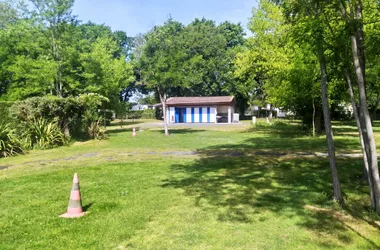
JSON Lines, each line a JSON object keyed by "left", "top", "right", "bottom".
{"left": 127, "top": 109, "right": 156, "bottom": 119}
{"left": 9, "top": 94, "right": 109, "bottom": 139}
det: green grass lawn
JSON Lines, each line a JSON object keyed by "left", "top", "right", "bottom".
{"left": 0, "top": 119, "right": 379, "bottom": 249}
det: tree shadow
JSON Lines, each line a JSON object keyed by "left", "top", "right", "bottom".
{"left": 161, "top": 145, "right": 379, "bottom": 248}
{"left": 203, "top": 135, "right": 359, "bottom": 152}
{"left": 158, "top": 129, "right": 206, "bottom": 134}
{"left": 246, "top": 122, "right": 309, "bottom": 138}
{"left": 109, "top": 120, "right": 142, "bottom": 127}
{"left": 331, "top": 124, "right": 360, "bottom": 135}
{"left": 332, "top": 120, "right": 380, "bottom": 135}
{"left": 249, "top": 120, "right": 361, "bottom": 142}
{"left": 107, "top": 127, "right": 137, "bottom": 135}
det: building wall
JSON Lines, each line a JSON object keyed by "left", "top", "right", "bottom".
{"left": 202, "top": 107, "right": 207, "bottom": 123}
{"left": 166, "top": 106, "right": 218, "bottom": 123}
{"left": 217, "top": 106, "right": 234, "bottom": 114}
{"left": 194, "top": 108, "right": 200, "bottom": 122}
{"left": 186, "top": 108, "right": 192, "bottom": 122}
{"left": 217, "top": 106, "right": 229, "bottom": 114}
{"left": 210, "top": 107, "right": 216, "bottom": 123}
{"left": 167, "top": 107, "right": 175, "bottom": 123}
{"left": 217, "top": 105, "right": 235, "bottom": 123}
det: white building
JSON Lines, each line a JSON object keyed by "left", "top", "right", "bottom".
{"left": 131, "top": 104, "right": 155, "bottom": 111}
{"left": 164, "top": 96, "right": 236, "bottom": 124}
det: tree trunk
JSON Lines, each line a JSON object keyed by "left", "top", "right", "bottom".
{"left": 312, "top": 99, "right": 316, "bottom": 137}
{"left": 370, "top": 93, "right": 379, "bottom": 124}
{"left": 58, "top": 63, "right": 62, "bottom": 97}
{"left": 51, "top": 26, "right": 62, "bottom": 97}
{"left": 315, "top": 106, "right": 323, "bottom": 135}
{"left": 349, "top": 2, "right": 380, "bottom": 212}
{"left": 344, "top": 68, "right": 374, "bottom": 206}
{"left": 317, "top": 33, "right": 343, "bottom": 203}
{"left": 311, "top": 101, "right": 322, "bottom": 135}
{"left": 64, "top": 125, "right": 70, "bottom": 138}
{"left": 158, "top": 86, "right": 169, "bottom": 136}
{"left": 59, "top": 117, "right": 71, "bottom": 138}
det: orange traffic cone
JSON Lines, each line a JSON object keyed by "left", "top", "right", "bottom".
{"left": 60, "top": 173, "right": 87, "bottom": 218}
{"left": 132, "top": 128, "right": 136, "bottom": 137}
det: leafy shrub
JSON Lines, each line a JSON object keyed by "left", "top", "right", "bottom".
{"left": 97, "top": 110, "right": 114, "bottom": 126}
{"left": 0, "top": 123, "right": 23, "bottom": 158}
{"left": 10, "top": 96, "right": 81, "bottom": 137}
{"left": 115, "top": 102, "right": 129, "bottom": 119}
{"left": 141, "top": 109, "right": 155, "bottom": 119}
{"left": 10, "top": 94, "right": 109, "bottom": 140}
{"left": 22, "top": 118, "right": 67, "bottom": 149}
{"left": 0, "top": 101, "right": 15, "bottom": 125}
{"left": 127, "top": 110, "right": 143, "bottom": 120}
{"left": 88, "top": 120, "right": 108, "bottom": 140}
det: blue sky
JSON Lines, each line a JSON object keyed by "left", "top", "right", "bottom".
{"left": 72, "top": 0, "right": 257, "bottom": 37}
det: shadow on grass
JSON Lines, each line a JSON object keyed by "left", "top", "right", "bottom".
{"left": 162, "top": 145, "right": 379, "bottom": 248}
{"left": 246, "top": 121, "right": 309, "bottom": 137}
{"left": 251, "top": 120, "right": 359, "bottom": 137}
{"left": 107, "top": 126, "right": 158, "bottom": 135}
{"left": 331, "top": 120, "right": 380, "bottom": 135}
{"left": 109, "top": 120, "right": 142, "bottom": 127}
{"left": 236, "top": 122, "right": 361, "bottom": 152}
{"left": 158, "top": 129, "right": 206, "bottom": 135}
{"left": 107, "top": 127, "right": 207, "bottom": 135}
{"left": 107, "top": 127, "right": 136, "bottom": 135}
{"left": 203, "top": 136, "right": 359, "bottom": 152}
{"left": 82, "top": 202, "right": 94, "bottom": 212}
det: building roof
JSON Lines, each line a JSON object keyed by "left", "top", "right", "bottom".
{"left": 166, "top": 96, "right": 234, "bottom": 106}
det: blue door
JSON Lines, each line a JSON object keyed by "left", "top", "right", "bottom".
{"left": 175, "top": 108, "right": 180, "bottom": 123}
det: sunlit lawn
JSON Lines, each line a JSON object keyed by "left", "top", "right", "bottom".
{"left": 0, "top": 119, "right": 379, "bottom": 249}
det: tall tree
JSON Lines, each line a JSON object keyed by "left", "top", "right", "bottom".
{"left": 218, "top": 21, "right": 246, "bottom": 48}
{"left": 177, "top": 19, "right": 248, "bottom": 112}
{"left": 0, "top": 0, "right": 19, "bottom": 29}
{"left": 0, "top": 14, "right": 56, "bottom": 100}
{"left": 80, "top": 36, "right": 135, "bottom": 105}
{"left": 30, "top": 0, "right": 75, "bottom": 97}
{"left": 338, "top": 0, "right": 380, "bottom": 212}
{"left": 365, "top": 1, "right": 380, "bottom": 120}
{"left": 179, "top": 18, "right": 228, "bottom": 96}
{"left": 268, "top": 0, "right": 343, "bottom": 203}
{"left": 138, "top": 19, "right": 186, "bottom": 135}
{"left": 237, "top": 0, "right": 324, "bottom": 132}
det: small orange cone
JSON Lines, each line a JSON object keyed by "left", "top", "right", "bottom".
{"left": 132, "top": 128, "right": 136, "bottom": 137}
{"left": 60, "top": 173, "right": 87, "bottom": 218}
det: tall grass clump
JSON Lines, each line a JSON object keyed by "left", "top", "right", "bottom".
{"left": 0, "top": 123, "right": 23, "bottom": 158}
{"left": 22, "top": 118, "right": 67, "bottom": 149}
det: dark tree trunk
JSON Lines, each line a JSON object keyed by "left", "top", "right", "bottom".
{"left": 312, "top": 101, "right": 323, "bottom": 136}
{"left": 312, "top": 99, "right": 316, "bottom": 137}
{"left": 338, "top": 0, "right": 380, "bottom": 212}
{"left": 59, "top": 118, "right": 71, "bottom": 138}
{"left": 64, "top": 126, "right": 70, "bottom": 138}
{"left": 344, "top": 68, "right": 374, "bottom": 205}
{"left": 315, "top": 105, "right": 323, "bottom": 135}
{"left": 316, "top": 34, "right": 343, "bottom": 203}
{"left": 370, "top": 93, "right": 380, "bottom": 124}
{"left": 350, "top": 12, "right": 380, "bottom": 212}
{"left": 338, "top": 0, "right": 380, "bottom": 213}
